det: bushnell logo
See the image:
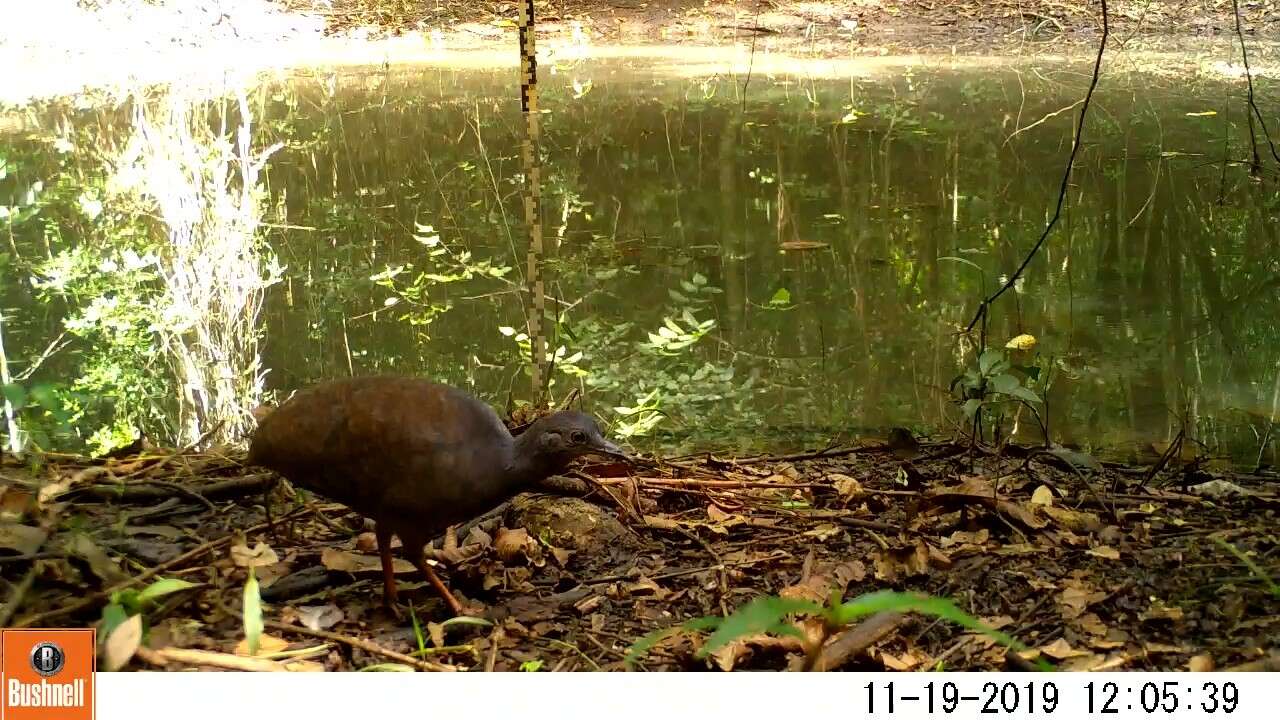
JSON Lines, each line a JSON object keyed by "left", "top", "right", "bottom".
{"left": 29, "top": 642, "right": 66, "bottom": 677}
{"left": 2, "top": 628, "right": 95, "bottom": 720}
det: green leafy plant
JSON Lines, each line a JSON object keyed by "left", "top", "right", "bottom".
{"left": 952, "top": 347, "right": 1047, "bottom": 446}
{"left": 99, "top": 577, "right": 199, "bottom": 638}
{"left": 612, "top": 388, "right": 663, "bottom": 439}
{"left": 626, "top": 590, "right": 1048, "bottom": 671}
{"left": 642, "top": 310, "right": 717, "bottom": 356}
{"left": 665, "top": 271, "right": 721, "bottom": 305}
{"left": 765, "top": 287, "right": 793, "bottom": 309}
{"left": 243, "top": 568, "right": 264, "bottom": 656}
{"left": 497, "top": 326, "right": 587, "bottom": 378}
{"left": 1213, "top": 536, "right": 1280, "bottom": 598}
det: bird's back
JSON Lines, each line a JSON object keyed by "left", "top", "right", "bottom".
{"left": 248, "top": 376, "right": 514, "bottom": 530}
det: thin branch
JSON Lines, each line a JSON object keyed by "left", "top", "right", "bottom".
{"left": 1231, "top": 0, "right": 1280, "bottom": 168}
{"left": 966, "top": 0, "right": 1110, "bottom": 333}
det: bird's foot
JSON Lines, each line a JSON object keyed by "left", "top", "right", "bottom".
{"left": 453, "top": 598, "right": 487, "bottom": 618}
{"left": 382, "top": 589, "right": 404, "bottom": 621}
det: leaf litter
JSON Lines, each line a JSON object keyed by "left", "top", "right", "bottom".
{"left": 0, "top": 432, "right": 1276, "bottom": 671}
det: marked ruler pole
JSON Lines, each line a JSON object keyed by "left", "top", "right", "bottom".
{"left": 518, "top": 0, "right": 548, "bottom": 405}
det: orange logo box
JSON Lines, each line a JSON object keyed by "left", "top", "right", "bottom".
{"left": 1, "top": 629, "right": 95, "bottom": 720}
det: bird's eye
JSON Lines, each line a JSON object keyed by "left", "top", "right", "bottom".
{"left": 570, "top": 430, "right": 587, "bottom": 444}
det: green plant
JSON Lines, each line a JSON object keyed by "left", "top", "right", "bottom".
{"left": 626, "top": 590, "right": 1048, "bottom": 671}
{"left": 641, "top": 310, "right": 717, "bottom": 356}
{"left": 373, "top": 223, "right": 514, "bottom": 331}
{"left": 99, "top": 577, "right": 199, "bottom": 638}
{"left": 242, "top": 568, "right": 264, "bottom": 656}
{"left": 0, "top": 379, "right": 89, "bottom": 452}
{"left": 952, "top": 347, "right": 1046, "bottom": 444}
{"left": 409, "top": 603, "right": 427, "bottom": 657}
{"left": 612, "top": 388, "right": 663, "bottom": 438}
{"left": 1213, "top": 536, "right": 1280, "bottom": 598}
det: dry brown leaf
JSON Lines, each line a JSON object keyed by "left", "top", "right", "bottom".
{"left": 1058, "top": 581, "right": 1106, "bottom": 619}
{"left": 1077, "top": 612, "right": 1109, "bottom": 637}
{"left": 230, "top": 541, "right": 279, "bottom": 568}
{"left": 294, "top": 604, "right": 343, "bottom": 631}
{"left": 710, "top": 639, "right": 750, "bottom": 671}
{"left": 354, "top": 532, "right": 378, "bottom": 553}
{"left": 548, "top": 545, "right": 573, "bottom": 567}
{"left": 711, "top": 633, "right": 803, "bottom": 671}
{"left": 1040, "top": 638, "right": 1091, "bottom": 659}
{"left": 874, "top": 539, "right": 945, "bottom": 581}
{"left": 1188, "top": 654, "right": 1215, "bottom": 672}
{"left": 941, "top": 528, "right": 989, "bottom": 547}
{"left": 1142, "top": 601, "right": 1185, "bottom": 622}
{"left": 705, "top": 505, "right": 746, "bottom": 533}
{"left": 574, "top": 595, "right": 603, "bottom": 615}
{"left": 40, "top": 465, "right": 109, "bottom": 506}
{"left": 625, "top": 576, "right": 669, "bottom": 600}
{"left": 1063, "top": 652, "right": 1128, "bottom": 671}
{"left": 1039, "top": 505, "right": 1103, "bottom": 533}
{"left": 235, "top": 633, "right": 289, "bottom": 657}
{"left": 427, "top": 621, "right": 446, "bottom": 648}
{"left": 803, "top": 523, "right": 842, "bottom": 540}
{"left": 1030, "top": 485, "right": 1055, "bottom": 506}
{"left": 284, "top": 660, "right": 326, "bottom": 672}
{"left": 67, "top": 533, "right": 128, "bottom": 584}
{"left": 320, "top": 547, "right": 412, "bottom": 574}
{"left": 880, "top": 648, "right": 928, "bottom": 670}
{"left": 1087, "top": 546, "right": 1121, "bottom": 560}
{"left": 0, "top": 487, "right": 36, "bottom": 519}
{"left": 827, "top": 473, "right": 863, "bottom": 499}
{"left": 1088, "top": 637, "right": 1126, "bottom": 650}
{"left": 495, "top": 527, "right": 535, "bottom": 563}
{"left": 642, "top": 514, "right": 682, "bottom": 531}
{"left": 0, "top": 522, "right": 47, "bottom": 556}
{"left": 923, "top": 476, "right": 1048, "bottom": 530}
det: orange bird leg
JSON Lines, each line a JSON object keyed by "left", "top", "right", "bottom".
{"left": 375, "top": 525, "right": 400, "bottom": 611}
{"left": 412, "top": 554, "right": 464, "bottom": 616}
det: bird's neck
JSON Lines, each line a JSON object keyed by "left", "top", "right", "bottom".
{"left": 505, "top": 430, "right": 556, "bottom": 487}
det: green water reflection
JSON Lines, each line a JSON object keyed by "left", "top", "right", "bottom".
{"left": 1, "top": 55, "right": 1277, "bottom": 465}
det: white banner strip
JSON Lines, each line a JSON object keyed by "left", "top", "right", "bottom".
{"left": 97, "top": 671, "right": 1272, "bottom": 720}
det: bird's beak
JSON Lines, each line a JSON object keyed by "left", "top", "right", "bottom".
{"left": 590, "top": 438, "right": 634, "bottom": 464}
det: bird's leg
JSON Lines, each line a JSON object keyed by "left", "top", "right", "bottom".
{"left": 411, "top": 553, "right": 464, "bottom": 616}
{"left": 375, "top": 525, "right": 402, "bottom": 618}
{"left": 262, "top": 477, "right": 281, "bottom": 543}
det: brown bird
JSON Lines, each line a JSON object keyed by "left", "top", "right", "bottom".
{"left": 247, "top": 375, "right": 631, "bottom": 615}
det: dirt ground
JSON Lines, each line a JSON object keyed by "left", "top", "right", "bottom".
{"left": 2, "top": 436, "right": 1276, "bottom": 672}
{"left": 280, "top": 0, "right": 1280, "bottom": 51}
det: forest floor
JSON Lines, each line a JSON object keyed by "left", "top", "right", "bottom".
{"left": 2, "top": 437, "right": 1277, "bottom": 672}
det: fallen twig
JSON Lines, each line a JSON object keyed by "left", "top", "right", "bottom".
{"left": 135, "top": 645, "right": 287, "bottom": 672}
{"left": 793, "top": 611, "right": 906, "bottom": 671}
{"left": 263, "top": 618, "right": 455, "bottom": 672}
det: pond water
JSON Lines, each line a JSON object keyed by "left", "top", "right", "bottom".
{"left": 1, "top": 50, "right": 1277, "bottom": 465}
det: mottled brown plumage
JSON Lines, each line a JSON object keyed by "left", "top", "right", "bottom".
{"left": 248, "top": 375, "right": 629, "bottom": 615}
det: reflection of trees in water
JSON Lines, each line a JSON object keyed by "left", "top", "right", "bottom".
{"left": 125, "top": 88, "right": 283, "bottom": 446}
{"left": 4, "top": 65, "right": 1278, "bottom": 463}
{"left": 0, "top": 85, "right": 282, "bottom": 454}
